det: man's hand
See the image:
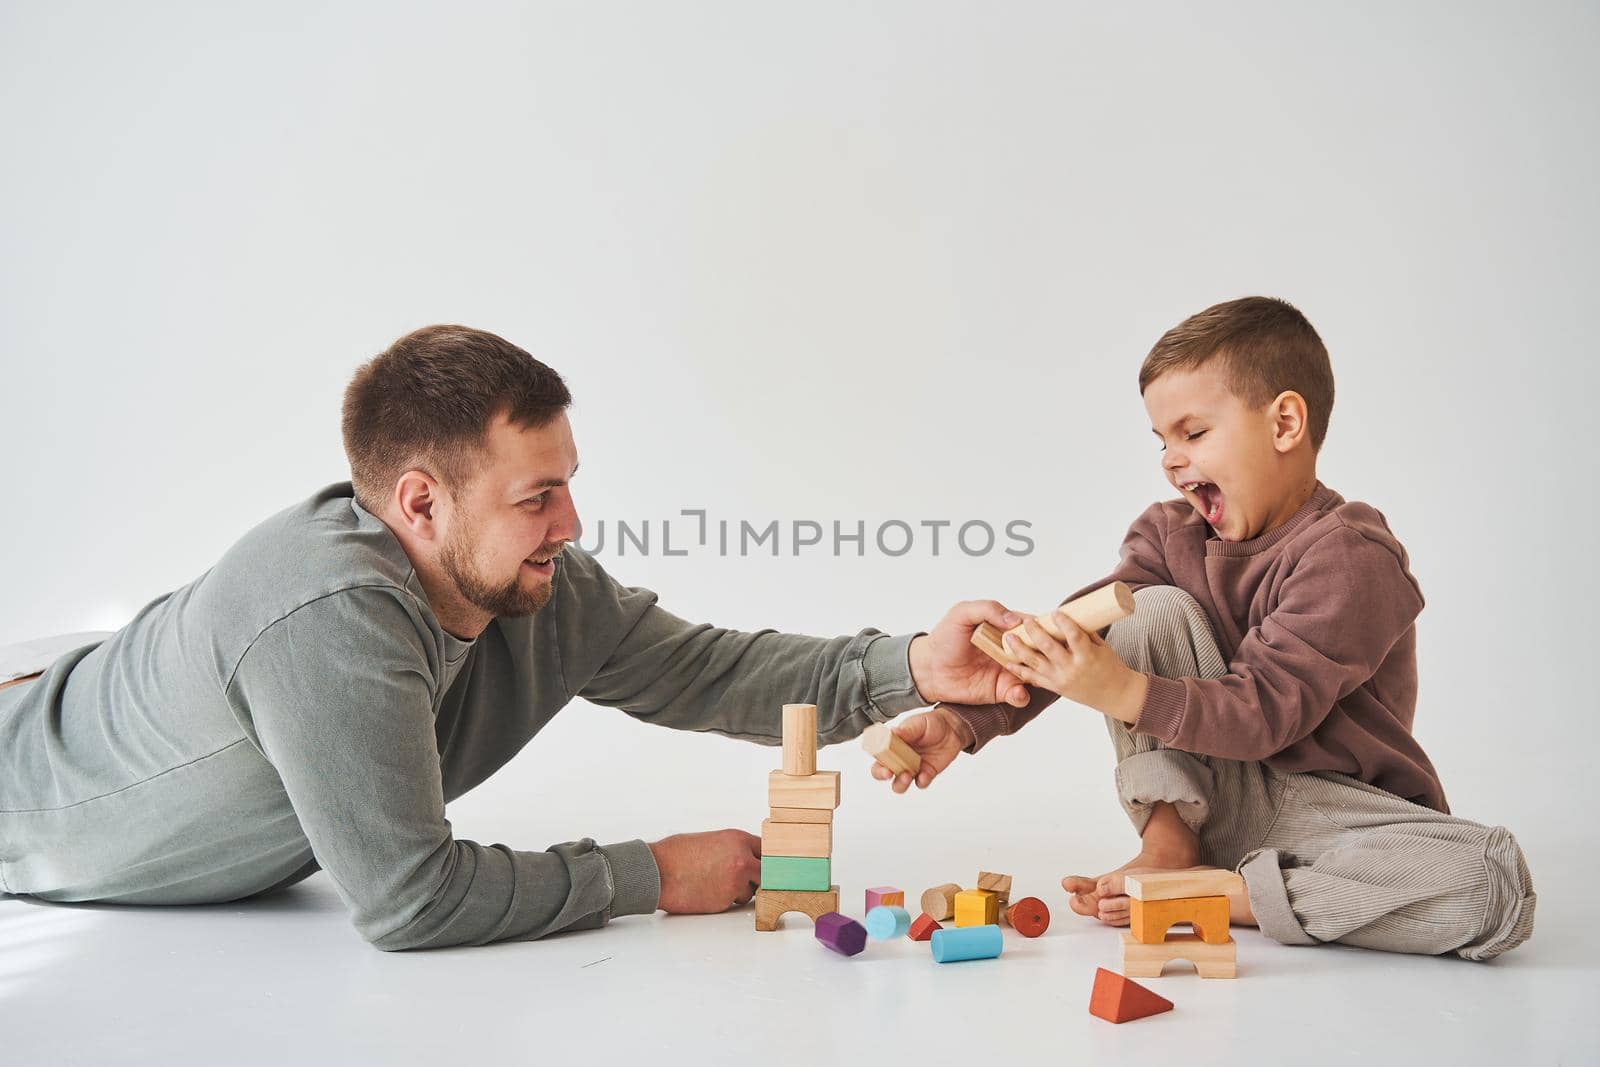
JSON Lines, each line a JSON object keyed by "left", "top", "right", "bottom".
{"left": 868, "top": 706, "right": 976, "bottom": 793}
{"left": 1003, "top": 612, "right": 1149, "bottom": 723}
{"left": 647, "top": 829, "right": 762, "bottom": 914}
{"left": 910, "top": 600, "right": 1030, "bottom": 708}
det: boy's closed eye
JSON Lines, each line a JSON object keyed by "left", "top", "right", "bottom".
{"left": 1157, "top": 430, "right": 1206, "bottom": 453}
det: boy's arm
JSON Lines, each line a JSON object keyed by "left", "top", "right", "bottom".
{"left": 228, "top": 587, "right": 659, "bottom": 951}
{"left": 1133, "top": 525, "right": 1423, "bottom": 760}
{"left": 946, "top": 504, "right": 1175, "bottom": 753}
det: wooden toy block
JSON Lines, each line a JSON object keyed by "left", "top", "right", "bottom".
{"left": 954, "top": 889, "right": 999, "bottom": 927}
{"left": 1125, "top": 869, "right": 1244, "bottom": 902}
{"left": 1005, "top": 896, "right": 1050, "bottom": 938}
{"left": 865, "top": 905, "right": 912, "bottom": 940}
{"left": 861, "top": 723, "right": 921, "bottom": 777}
{"left": 976, "top": 871, "right": 1012, "bottom": 904}
{"left": 920, "top": 883, "right": 961, "bottom": 922}
{"left": 1121, "top": 931, "right": 1236, "bottom": 979}
{"left": 760, "top": 855, "right": 831, "bottom": 891}
{"left": 815, "top": 912, "right": 867, "bottom": 956}
{"left": 782, "top": 703, "right": 818, "bottom": 776}
{"left": 760, "top": 819, "right": 831, "bottom": 858}
{"left": 767, "top": 770, "right": 840, "bottom": 810}
{"left": 930, "top": 924, "right": 1003, "bottom": 963}
{"left": 768, "top": 806, "right": 832, "bottom": 824}
{"left": 1089, "top": 967, "right": 1174, "bottom": 1024}
{"left": 865, "top": 887, "right": 904, "bottom": 912}
{"left": 972, "top": 581, "right": 1136, "bottom": 666}
{"left": 908, "top": 913, "right": 941, "bottom": 941}
{"left": 1130, "top": 895, "right": 1231, "bottom": 945}
{"left": 755, "top": 886, "right": 839, "bottom": 931}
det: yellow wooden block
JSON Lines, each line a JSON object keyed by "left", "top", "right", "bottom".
{"left": 1129, "top": 895, "right": 1231, "bottom": 945}
{"left": 954, "top": 889, "right": 999, "bottom": 927}
{"left": 767, "top": 770, "right": 840, "bottom": 810}
{"left": 761, "top": 819, "right": 831, "bottom": 859}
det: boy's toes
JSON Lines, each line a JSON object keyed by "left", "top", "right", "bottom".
{"left": 1098, "top": 895, "right": 1132, "bottom": 925}
{"left": 1095, "top": 872, "right": 1128, "bottom": 897}
{"left": 1061, "top": 876, "right": 1099, "bottom": 916}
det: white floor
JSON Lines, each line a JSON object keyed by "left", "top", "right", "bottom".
{"left": 3, "top": 845, "right": 1594, "bottom": 1065}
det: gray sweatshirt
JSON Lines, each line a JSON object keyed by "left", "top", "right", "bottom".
{"left": 0, "top": 483, "right": 925, "bottom": 949}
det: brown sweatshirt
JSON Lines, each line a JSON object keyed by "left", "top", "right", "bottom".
{"left": 949, "top": 481, "right": 1449, "bottom": 812}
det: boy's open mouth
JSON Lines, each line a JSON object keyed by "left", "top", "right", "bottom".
{"left": 1182, "top": 481, "right": 1225, "bottom": 526}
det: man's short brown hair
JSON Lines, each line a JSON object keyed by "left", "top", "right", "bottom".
{"left": 1140, "top": 296, "right": 1335, "bottom": 452}
{"left": 341, "top": 325, "right": 572, "bottom": 512}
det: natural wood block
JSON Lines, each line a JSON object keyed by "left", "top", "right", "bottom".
{"left": 1006, "top": 896, "right": 1050, "bottom": 938}
{"left": 755, "top": 886, "right": 839, "bottom": 931}
{"left": 920, "top": 883, "right": 962, "bottom": 922}
{"left": 815, "top": 912, "right": 867, "bottom": 956}
{"left": 769, "top": 806, "right": 832, "bottom": 824}
{"left": 977, "top": 871, "right": 1012, "bottom": 904}
{"left": 760, "top": 855, "right": 831, "bottom": 891}
{"left": 972, "top": 581, "right": 1136, "bottom": 666}
{"left": 783, "top": 703, "right": 818, "bottom": 776}
{"left": 1089, "top": 967, "right": 1174, "bottom": 1023}
{"left": 767, "top": 770, "right": 840, "bottom": 810}
{"left": 909, "top": 913, "right": 941, "bottom": 942}
{"left": 1121, "top": 931, "right": 1236, "bottom": 979}
{"left": 861, "top": 723, "right": 921, "bottom": 777}
{"left": 865, "top": 887, "right": 905, "bottom": 911}
{"left": 761, "top": 819, "right": 831, "bottom": 859}
{"left": 1130, "top": 895, "right": 1231, "bottom": 945}
{"left": 1124, "top": 869, "right": 1244, "bottom": 902}
{"left": 954, "top": 889, "right": 999, "bottom": 927}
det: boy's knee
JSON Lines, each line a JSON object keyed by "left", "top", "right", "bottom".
{"left": 1106, "top": 586, "right": 1215, "bottom": 660}
{"left": 1460, "top": 827, "right": 1537, "bottom": 961}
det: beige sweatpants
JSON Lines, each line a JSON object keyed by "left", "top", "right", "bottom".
{"left": 1104, "top": 586, "right": 1536, "bottom": 960}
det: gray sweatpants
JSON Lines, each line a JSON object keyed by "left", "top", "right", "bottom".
{"left": 1104, "top": 586, "right": 1536, "bottom": 960}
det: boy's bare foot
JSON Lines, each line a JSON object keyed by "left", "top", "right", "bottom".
{"left": 1060, "top": 799, "right": 1259, "bottom": 926}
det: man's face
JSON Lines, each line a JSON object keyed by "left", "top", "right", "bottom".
{"left": 1143, "top": 364, "right": 1287, "bottom": 542}
{"left": 439, "top": 411, "right": 581, "bottom": 618}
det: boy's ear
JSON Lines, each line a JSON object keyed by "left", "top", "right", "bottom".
{"left": 1270, "top": 390, "right": 1309, "bottom": 453}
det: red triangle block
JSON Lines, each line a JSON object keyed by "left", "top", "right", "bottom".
{"left": 1089, "top": 967, "right": 1174, "bottom": 1024}
{"left": 908, "top": 913, "right": 941, "bottom": 942}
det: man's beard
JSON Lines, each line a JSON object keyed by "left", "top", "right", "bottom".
{"left": 439, "top": 522, "right": 555, "bottom": 619}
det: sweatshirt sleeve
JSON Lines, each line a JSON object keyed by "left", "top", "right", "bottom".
{"left": 227, "top": 586, "right": 656, "bottom": 951}
{"left": 555, "top": 551, "right": 927, "bottom": 746}
{"left": 1133, "top": 523, "right": 1425, "bottom": 761}
{"left": 948, "top": 503, "right": 1176, "bottom": 752}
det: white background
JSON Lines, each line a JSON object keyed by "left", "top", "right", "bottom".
{"left": 1, "top": 2, "right": 1595, "bottom": 1062}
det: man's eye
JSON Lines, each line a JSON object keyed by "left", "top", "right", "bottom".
{"left": 1186, "top": 430, "right": 1206, "bottom": 441}
{"left": 522, "top": 494, "right": 548, "bottom": 507}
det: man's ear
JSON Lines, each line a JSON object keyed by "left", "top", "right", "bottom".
{"left": 1270, "top": 391, "right": 1309, "bottom": 453}
{"left": 393, "top": 470, "right": 445, "bottom": 541}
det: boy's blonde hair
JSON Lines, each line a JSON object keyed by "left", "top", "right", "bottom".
{"left": 1140, "top": 296, "right": 1335, "bottom": 453}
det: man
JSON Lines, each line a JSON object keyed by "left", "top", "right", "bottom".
{"left": 0, "top": 325, "right": 1029, "bottom": 950}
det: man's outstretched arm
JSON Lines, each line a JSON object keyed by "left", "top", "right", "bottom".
{"left": 228, "top": 586, "right": 658, "bottom": 950}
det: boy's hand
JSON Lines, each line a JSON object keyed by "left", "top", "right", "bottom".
{"left": 869, "top": 706, "right": 975, "bottom": 793}
{"left": 648, "top": 829, "right": 762, "bottom": 913}
{"left": 909, "top": 600, "right": 1031, "bottom": 708}
{"left": 1003, "top": 613, "right": 1149, "bottom": 723}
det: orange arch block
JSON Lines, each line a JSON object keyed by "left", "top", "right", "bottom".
{"left": 1129, "top": 895, "right": 1230, "bottom": 945}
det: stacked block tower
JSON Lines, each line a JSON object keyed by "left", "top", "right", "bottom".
{"left": 1119, "top": 869, "right": 1241, "bottom": 979}
{"left": 755, "top": 703, "right": 842, "bottom": 931}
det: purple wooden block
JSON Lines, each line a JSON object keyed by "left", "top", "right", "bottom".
{"left": 814, "top": 912, "right": 867, "bottom": 957}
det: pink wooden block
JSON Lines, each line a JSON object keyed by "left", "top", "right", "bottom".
{"left": 865, "top": 886, "right": 905, "bottom": 912}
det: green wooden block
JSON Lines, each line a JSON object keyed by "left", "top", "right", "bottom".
{"left": 760, "top": 855, "right": 831, "bottom": 891}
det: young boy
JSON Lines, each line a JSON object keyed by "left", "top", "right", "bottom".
{"left": 873, "top": 296, "right": 1535, "bottom": 960}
